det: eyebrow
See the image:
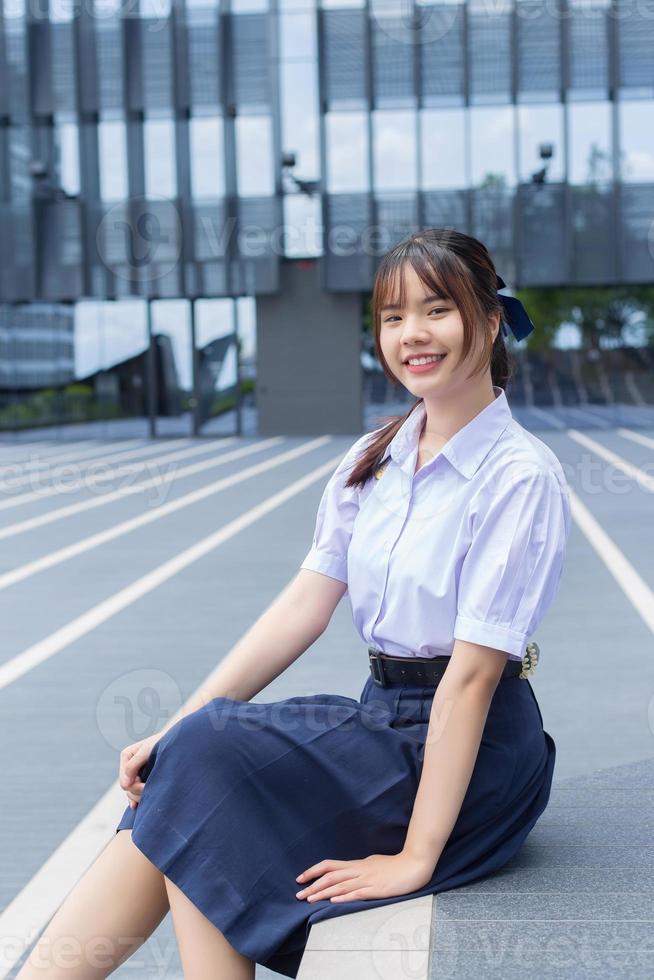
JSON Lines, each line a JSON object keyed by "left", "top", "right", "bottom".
{"left": 381, "top": 293, "right": 450, "bottom": 312}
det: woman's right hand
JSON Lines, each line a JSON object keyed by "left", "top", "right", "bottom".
{"left": 119, "top": 731, "right": 165, "bottom": 809}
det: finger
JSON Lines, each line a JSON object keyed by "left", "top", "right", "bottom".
{"left": 330, "top": 887, "right": 373, "bottom": 902}
{"left": 297, "top": 871, "right": 361, "bottom": 902}
{"left": 121, "top": 766, "right": 143, "bottom": 790}
{"left": 296, "top": 860, "right": 347, "bottom": 883}
{"left": 120, "top": 764, "right": 138, "bottom": 788}
{"left": 297, "top": 868, "right": 358, "bottom": 894}
{"left": 123, "top": 755, "right": 143, "bottom": 781}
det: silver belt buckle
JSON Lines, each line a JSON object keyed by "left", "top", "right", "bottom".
{"left": 369, "top": 651, "right": 387, "bottom": 687}
{"left": 519, "top": 641, "right": 540, "bottom": 679}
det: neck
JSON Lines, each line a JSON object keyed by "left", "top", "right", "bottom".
{"left": 420, "top": 382, "right": 497, "bottom": 441}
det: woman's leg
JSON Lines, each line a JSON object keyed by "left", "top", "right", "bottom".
{"left": 16, "top": 830, "right": 169, "bottom": 980}
{"left": 163, "top": 877, "right": 255, "bottom": 980}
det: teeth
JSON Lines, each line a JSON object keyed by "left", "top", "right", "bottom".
{"left": 407, "top": 354, "right": 445, "bottom": 365}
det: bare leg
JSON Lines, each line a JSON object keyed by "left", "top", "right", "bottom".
{"left": 16, "top": 830, "right": 169, "bottom": 980}
{"left": 164, "top": 876, "right": 255, "bottom": 980}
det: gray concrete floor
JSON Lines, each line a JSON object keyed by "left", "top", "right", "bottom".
{"left": 1, "top": 400, "right": 652, "bottom": 978}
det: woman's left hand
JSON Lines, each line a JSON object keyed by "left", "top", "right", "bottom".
{"left": 294, "top": 851, "right": 435, "bottom": 904}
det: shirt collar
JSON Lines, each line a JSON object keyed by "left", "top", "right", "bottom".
{"left": 388, "top": 385, "right": 513, "bottom": 480}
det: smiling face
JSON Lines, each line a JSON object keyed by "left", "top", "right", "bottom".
{"left": 380, "top": 262, "right": 495, "bottom": 399}
{"left": 379, "top": 262, "right": 499, "bottom": 400}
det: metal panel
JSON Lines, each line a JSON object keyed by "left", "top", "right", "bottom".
{"left": 141, "top": 16, "right": 174, "bottom": 111}
{"left": 3, "top": 17, "right": 29, "bottom": 120}
{"left": 0, "top": 203, "right": 36, "bottom": 300}
{"left": 28, "top": 19, "right": 52, "bottom": 115}
{"left": 516, "top": 0, "right": 561, "bottom": 97}
{"left": 371, "top": 13, "right": 414, "bottom": 107}
{"left": 0, "top": 6, "right": 8, "bottom": 118}
{"left": 471, "top": 185, "right": 514, "bottom": 276}
{"left": 322, "top": 8, "right": 367, "bottom": 107}
{"left": 51, "top": 21, "right": 77, "bottom": 113}
{"left": 124, "top": 15, "right": 144, "bottom": 113}
{"left": 569, "top": 5, "right": 608, "bottom": 95}
{"left": 517, "top": 183, "right": 567, "bottom": 285}
{"left": 468, "top": 9, "right": 512, "bottom": 103}
{"left": 95, "top": 21, "right": 124, "bottom": 110}
{"left": 75, "top": 7, "right": 99, "bottom": 115}
{"left": 0, "top": 125, "right": 7, "bottom": 200}
{"left": 375, "top": 193, "right": 419, "bottom": 249}
{"left": 621, "top": 184, "right": 654, "bottom": 282}
{"left": 197, "top": 260, "right": 230, "bottom": 296}
{"left": 321, "top": 193, "right": 374, "bottom": 291}
{"left": 187, "top": 7, "right": 221, "bottom": 109}
{"left": 419, "top": 5, "right": 466, "bottom": 105}
{"left": 571, "top": 184, "right": 615, "bottom": 282}
{"left": 170, "top": 5, "right": 190, "bottom": 113}
{"left": 235, "top": 196, "right": 282, "bottom": 293}
{"left": 421, "top": 189, "right": 468, "bottom": 232}
{"left": 37, "top": 199, "right": 83, "bottom": 300}
{"left": 131, "top": 198, "right": 183, "bottom": 298}
{"left": 231, "top": 13, "right": 269, "bottom": 110}
{"left": 618, "top": 8, "right": 654, "bottom": 93}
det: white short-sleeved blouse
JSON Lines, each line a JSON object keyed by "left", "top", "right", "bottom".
{"left": 300, "top": 385, "right": 571, "bottom": 662}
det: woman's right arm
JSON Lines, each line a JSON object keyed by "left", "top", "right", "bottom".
{"left": 158, "top": 567, "right": 346, "bottom": 734}
{"left": 120, "top": 569, "right": 347, "bottom": 804}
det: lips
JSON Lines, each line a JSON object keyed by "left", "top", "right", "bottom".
{"left": 403, "top": 354, "right": 447, "bottom": 364}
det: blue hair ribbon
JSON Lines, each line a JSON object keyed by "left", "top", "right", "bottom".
{"left": 496, "top": 275, "right": 535, "bottom": 342}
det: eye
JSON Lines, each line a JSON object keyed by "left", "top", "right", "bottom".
{"left": 382, "top": 306, "right": 449, "bottom": 323}
{"left": 383, "top": 307, "right": 448, "bottom": 322}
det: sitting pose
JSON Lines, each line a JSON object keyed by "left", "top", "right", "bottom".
{"left": 17, "top": 228, "right": 570, "bottom": 979}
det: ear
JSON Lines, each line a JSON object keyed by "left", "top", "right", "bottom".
{"left": 490, "top": 310, "right": 502, "bottom": 343}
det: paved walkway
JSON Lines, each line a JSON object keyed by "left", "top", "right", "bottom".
{"left": 0, "top": 404, "right": 652, "bottom": 978}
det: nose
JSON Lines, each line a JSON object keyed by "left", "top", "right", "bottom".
{"left": 400, "top": 313, "right": 433, "bottom": 346}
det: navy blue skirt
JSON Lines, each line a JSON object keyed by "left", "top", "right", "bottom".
{"left": 116, "top": 670, "right": 555, "bottom": 978}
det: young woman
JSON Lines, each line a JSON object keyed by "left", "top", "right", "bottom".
{"left": 17, "top": 229, "right": 570, "bottom": 980}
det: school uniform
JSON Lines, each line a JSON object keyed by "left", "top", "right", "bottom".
{"left": 115, "top": 384, "right": 571, "bottom": 979}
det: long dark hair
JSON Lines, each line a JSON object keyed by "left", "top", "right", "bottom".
{"left": 346, "top": 228, "right": 515, "bottom": 489}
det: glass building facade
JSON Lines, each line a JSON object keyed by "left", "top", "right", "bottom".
{"left": 1, "top": 0, "right": 653, "bottom": 433}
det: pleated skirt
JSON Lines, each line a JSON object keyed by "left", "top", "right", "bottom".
{"left": 115, "top": 669, "right": 555, "bottom": 978}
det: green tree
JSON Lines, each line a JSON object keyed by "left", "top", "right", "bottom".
{"left": 515, "top": 285, "right": 654, "bottom": 350}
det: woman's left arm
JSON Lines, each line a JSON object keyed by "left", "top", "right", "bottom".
{"left": 401, "top": 639, "right": 509, "bottom": 870}
{"left": 294, "top": 640, "right": 509, "bottom": 903}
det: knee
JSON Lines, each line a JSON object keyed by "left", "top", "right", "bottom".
{"left": 160, "top": 697, "right": 244, "bottom": 758}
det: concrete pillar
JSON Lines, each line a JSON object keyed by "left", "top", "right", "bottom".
{"left": 255, "top": 257, "right": 363, "bottom": 435}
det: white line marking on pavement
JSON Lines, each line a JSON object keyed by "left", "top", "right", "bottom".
{"left": 567, "top": 430, "right": 654, "bottom": 493}
{"left": 0, "top": 439, "right": 323, "bottom": 592}
{"left": 0, "top": 438, "right": 270, "bottom": 540}
{"left": 0, "top": 441, "right": 94, "bottom": 463}
{"left": 0, "top": 450, "right": 346, "bottom": 977}
{"left": 568, "top": 486, "right": 654, "bottom": 634}
{"left": 0, "top": 439, "right": 189, "bottom": 486}
{"left": 2, "top": 452, "right": 653, "bottom": 976}
{"left": 0, "top": 439, "right": 336, "bottom": 689}
{"left": 615, "top": 428, "right": 654, "bottom": 451}
{"left": 526, "top": 407, "right": 566, "bottom": 430}
{"left": 0, "top": 440, "right": 230, "bottom": 509}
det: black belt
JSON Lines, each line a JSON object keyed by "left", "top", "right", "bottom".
{"left": 368, "top": 644, "right": 539, "bottom": 687}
